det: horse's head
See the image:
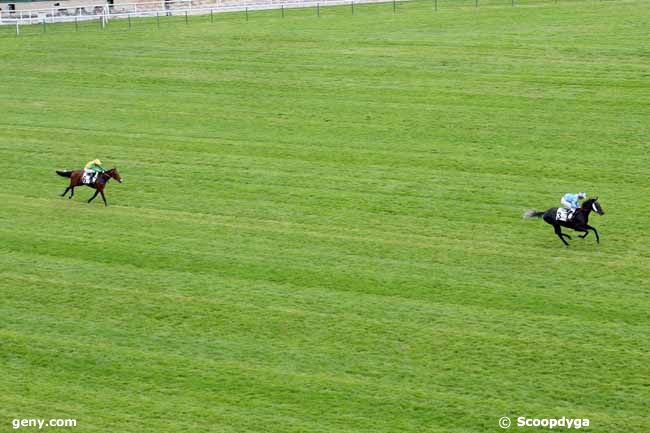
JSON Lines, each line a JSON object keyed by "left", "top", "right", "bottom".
{"left": 106, "top": 168, "right": 123, "bottom": 184}
{"left": 582, "top": 197, "right": 604, "bottom": 215}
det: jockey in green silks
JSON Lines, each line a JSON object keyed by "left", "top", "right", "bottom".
{"left": 83, "top": 159, "right": 106, "bottom": 184}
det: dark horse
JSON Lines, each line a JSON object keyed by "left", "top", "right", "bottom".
{"left": 56, "top": 168, "right": 123, "bottom": 206}
{"left": 524, "top": 198, "right": 604, "bottom": 246}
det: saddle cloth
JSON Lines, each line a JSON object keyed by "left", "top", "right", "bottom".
{"left": 82, "top": 171, "right": 97, "bottom": 185}
{"left": 556, "top": 208, "right": 575, "bottom": 222}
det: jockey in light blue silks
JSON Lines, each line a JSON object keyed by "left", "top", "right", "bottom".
{"left": 561, "top": 192, "right": 586, "bottom": 210}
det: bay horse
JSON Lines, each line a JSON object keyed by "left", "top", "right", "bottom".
{"left": 56, "top": 168, "right": 123, "bottom": 206}
{"left": 523, "top": 198, "right": 604, "bottom": 246}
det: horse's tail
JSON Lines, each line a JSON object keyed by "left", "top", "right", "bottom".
{"left": 56, "top": 170, "right": 73, "bottom": 178}
{"left": 523, "top": 209, "right": 544, "bottom": 219}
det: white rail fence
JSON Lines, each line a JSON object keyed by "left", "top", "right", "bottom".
{"left": 1, "top": 0, "right": 397, "bottom": 28}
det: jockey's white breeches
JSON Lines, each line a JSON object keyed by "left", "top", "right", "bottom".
{"left": 561, "top": 198, "right": 574, "bottom": 209}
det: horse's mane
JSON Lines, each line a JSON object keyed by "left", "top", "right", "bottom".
{"left": 580, "top": 198, "right": 597, "bottom": 210}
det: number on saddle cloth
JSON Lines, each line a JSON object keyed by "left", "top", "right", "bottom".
{"left": 556, "top": 208, "right": 574, "bottom": 222}
{"left": 83, "top": 171, "right": 96, "bottom": 185}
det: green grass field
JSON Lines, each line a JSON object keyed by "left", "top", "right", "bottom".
{"left": 1, "top": 1, "right": 649, "bottom": 432}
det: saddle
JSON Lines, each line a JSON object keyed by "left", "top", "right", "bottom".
{"left": 556, "top": 208, "right": 575, "bottom": 222}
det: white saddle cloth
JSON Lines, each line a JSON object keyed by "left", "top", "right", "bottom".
{"left": 556, "top": 208, "right": 574, "bottom": 222}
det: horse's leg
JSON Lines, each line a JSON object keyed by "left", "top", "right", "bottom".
{"left": 585, "top": 224, "right": 600, "bottom": 243}
{"left": 100, "top": 190, "right": 107, "bottom": 207}
{"left": 573, "top": 225, "right": 590, "bottom": 239}
{"left": 88, "top": 189, "right": 99, "bottom": 203}
{"left": 65, "top": 174, "right": 81, "bottom": 198}
{"left": 560, "top": 224, "right": 572, "bottom": 240}
{"left": 554, "top": 224, "right": 570, "bottom": 246}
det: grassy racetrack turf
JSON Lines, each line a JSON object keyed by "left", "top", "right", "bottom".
{"left": 1, "top": 1, "right": 649, "bottom": 432}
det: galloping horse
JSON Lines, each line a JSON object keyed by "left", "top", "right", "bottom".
{"left": 56, "top": 168, "right": 123, "bottom": 206}
{"left": 524, "top": 198, "right": 605, "bottom": 246}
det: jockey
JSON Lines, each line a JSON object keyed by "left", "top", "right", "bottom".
{"left": 561, "top": 192, "right": 586, "bottom": 210}
{"left": 83, "top": 159, "right": 106, "bottom": 184}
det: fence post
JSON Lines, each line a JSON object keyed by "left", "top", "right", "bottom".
{"left": 317, "top": 2, "right": 319, "bottom": 16}
{"left": 42, "top": 17, "right": 46, "bottom": 32}
{"left": 156, "top": 11, "right": 160, "bottom": 28}
{"left": 245, "top": 7, "right": 248, "bottom": 21}
{"left": 434, "top": 0, "right": 437, "bottom": 11}
{"left": 75, "top": 16, "right": 78, "bottom": 31}
{"left": 128, "top": 13, "right": 131, "bottom": 29}
{"left": 211, "top": 9, "right": 214, "bottom": 22}
{"left": 185, "top": 9, "right": 188, "bottom": 23}
{"left": 281, "top": 4, "right": 284, "bottom": 17}
{"left": 393, "top": 0, "right": 396, "bottom": 13}
{"left": 351, "top": 0, "right": 354, "bottom": 15}
{"left": 16, "top": 20, "right": 20, "bottom": 36}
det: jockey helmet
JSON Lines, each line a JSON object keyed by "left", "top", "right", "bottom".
{"left": 94, "top": 159, "right": 102, "bottom": 165}
{"left": 578, "top": 192, "right": 586, "bottom": 199}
